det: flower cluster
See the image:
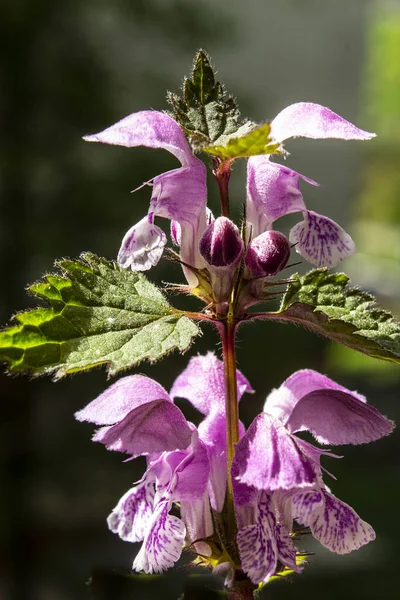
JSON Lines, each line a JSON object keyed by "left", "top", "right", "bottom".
{"left": 79, "top": 84, "right": 390, "bottom": 593}
{"left": 84, "top": 102, "right": 374, "bottom": 301}
{"left": 76, "top": 353, "right": 392, "bottom": 584}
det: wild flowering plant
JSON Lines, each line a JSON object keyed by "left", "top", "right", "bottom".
{"left": 1, "top": 51, "right": 399, "bottom": 598}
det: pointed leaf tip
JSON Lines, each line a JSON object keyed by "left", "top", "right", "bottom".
{"left": 167, "top": 50, "right": 248, "bottom": 148}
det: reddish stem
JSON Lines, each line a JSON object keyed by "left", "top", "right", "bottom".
{"left": 213, "top": 158, "right": 232, "bottom": 218}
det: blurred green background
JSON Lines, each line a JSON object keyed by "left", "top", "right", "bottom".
{"left": 1, "top": 0, "right": 399, "bottom": 599}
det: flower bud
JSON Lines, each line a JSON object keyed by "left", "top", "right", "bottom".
{"left": 245, "top": 230, "right": 290, "bottom": 278}
{"left": 199, "top": 217, "right": 244, "bottom": 268}
{"left": 199, "top": 217, "right": 244, "bottom": 303}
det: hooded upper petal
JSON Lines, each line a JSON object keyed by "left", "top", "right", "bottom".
{"left": 75, "top": 375, "right": 171, "bottom": 425}
{"left": 264, "top": 369, "right": 366, "bottom": 425}
{"left": 170, "top": 352, "right": 253, "bottom": 416}
{"left": 170, "top": 353, "right": 252, "bottom": 512}
{"left": 84, "top": 110, "right": 195, "bottom": 166}
{"left": 93, "top": 399, "right": 194, "bottom": 457}
{"left": 246, "top": 157, "right": 318, "bottom": 238}
{"left": 85, "top": 111, "right": 208, "bottom": 278}
{"left": 270, "top": 103, "right": 376, "bottom": 143}
{"left": 150, "top": 164, "right": 207, "bottom": 224}
{"left": 286, "top": 389, "right": 394, "bottom": 446}
{"left": 264, "top": 369, "right": 394, "bottom": 446}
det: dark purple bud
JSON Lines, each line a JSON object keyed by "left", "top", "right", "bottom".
{"left": 199, "top": 217, "right": 244, "bottom": 268}
{"left": 245, "top": 230, "right": 290, "bottom": 277}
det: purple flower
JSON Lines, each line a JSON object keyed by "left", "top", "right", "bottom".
{"left": 84, "top": 111, "right": 208, "bottom": 285}
{"left": 85, "top": 103, "right": 375, "bottom": 284}
{"left": 75, "top": 353, "right": 253, "bottom": 573}
{"left": 76, "top": 360, "right": 392, "bottom": 582}
{"left": 246, "top": 103, "right": 375, "bottom": 267}
{"left": 233, "top": 368, "right": 393, "bottom": 583}
{"left": 75, "top": 373, "right": 212, "bottom": 573}
{"left": 170, "top": 352, "right": 253, "bottom": 513}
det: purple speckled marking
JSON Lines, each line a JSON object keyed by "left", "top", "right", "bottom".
{"left": 133, "top": 500, "right": 185, "bottom": 573}
{"left": 117, "top": 215, "right": 167, "bottom": 271}
{"left": 310, "top": 491, "right": 375, "bottom": 554}
{"left": 237, "top": 492, "right": 297, "bottom": 584}
{"left": 293, "top": 489, "right": 375, "bottom": 554}
{"left": 290, "top": 210, "right": 355, "bottom": 268}
{"left": 107, "top": 480, "right": 155, "bottom": 543}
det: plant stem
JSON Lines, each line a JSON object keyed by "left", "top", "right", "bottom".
{"left": 220, "top": 317, "right": 240, "bottom": 549}
{"left": 221, "top": 319, "right": 240, "bottom": 478}
{"left": 213, "top": 158, "right": 232, "bottom": 218}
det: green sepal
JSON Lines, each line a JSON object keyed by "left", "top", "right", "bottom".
{"left": 203, "top": 122, "right": 281, "bottom": 160}
{"left": 0, "top": 253, "right": 199, "bottom": 378}
{"left": 272, "top": 269, "right": 400, "bottom": 364}
{"left": 167, "top": 49, "right": 249, "bottom": 148}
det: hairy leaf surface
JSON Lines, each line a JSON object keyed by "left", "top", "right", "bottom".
{"left": 262, "top": 269, "right": 400, "bottom": 364}
{"left": 0, "top": 253, "right": 199, "bottom": 378}
{"left": 167, "top": 49, "right": 248, "bottom": 148}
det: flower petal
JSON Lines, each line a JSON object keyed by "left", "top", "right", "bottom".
{"left": 237, "top": 492, "right": 298, "bottom": 584}
{"left": 275, "top": 522, "right": 298, "bottom": 572}
{"left": 150, "top": 164, "right": 207, "bottom": 225}
{"left": 198, "top": 412, "right": 245, "bottom": 512}
{"left": 170, "top": 352, "right": 253, "bottom": 415}
{"left": 234, "top": 413, "right": 315, "bottom": 491}
{"left": 286, "top": 389, "right": 394, "bottom": 445}
{"left": 289, "top": 210, "right": 356, "bottom": 267}
{"left": 180, "top": 494, "right": 214, "bottom": 543}
{"left": 84, "top": 110, "right": 194, "bottom": 166}
{"left": 172, "top": 439, "right": 210, "bottom": 501}
{"left": 270, "top": 103, "right": 376, "bottom": 143}
{"left": 93, "top": 399, "right": 193, "bottom": 457}
{"left": 293, "top": 490, "right": 375, "bottom": 554}
{"left": 237, "top": 516, "right": 277, "bottom": 584}
{"left": 246, "top": 158, "right": 318, "bottom": 238}
{"left": 117, "top": 215, "right": 167, "bottom": 271}
{"left": 292, "top": 489, "right": 324, "bottom": 524}
{"left": 75, "top": 375, "right": 171, "bottom": 425}
{"left": 107, "top": 480, "right": 155, "bottom": 543}
{"left": 264, "top": 369, "right": 366, "bottom": 425}
{"left": 133, "top": 499, "right": 186, "bottom": 573}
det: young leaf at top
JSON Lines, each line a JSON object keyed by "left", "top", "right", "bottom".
{"left": 203, "top": 122, "right": 281, "bottom": 160}
{"left": 167, "top": 49, "right": 251, "bottom": 148}
{"left": 259, "top": 269, "right": 400, "bottom": 364}
{"left": 0, "top": 253, "right": 199, "bottom": 379}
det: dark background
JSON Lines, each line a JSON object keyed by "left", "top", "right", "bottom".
{"left": 1, "top": 1, "right": 399, "bottom": 599}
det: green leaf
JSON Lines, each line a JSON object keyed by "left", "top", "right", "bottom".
{"left": 203, "top": 122, "right": 281, "bottom": 160}
{"left": 167, "top": 49, "right": 249, "bottom": 148}
{"left": 0, "top": 253, "right": 199, "bottom": 378}
{"left": 270, "top": 268, "right": 400, "bottom": 364}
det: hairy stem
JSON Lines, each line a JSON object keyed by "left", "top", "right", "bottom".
{"left": 213, "top": 158, "right": 232, "bottom": 218}
{"left": 220, "top": 317, "right": 240, "bottom": 552}
{"left": 221, "top": 319, "right": 240, "bottom": 478}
